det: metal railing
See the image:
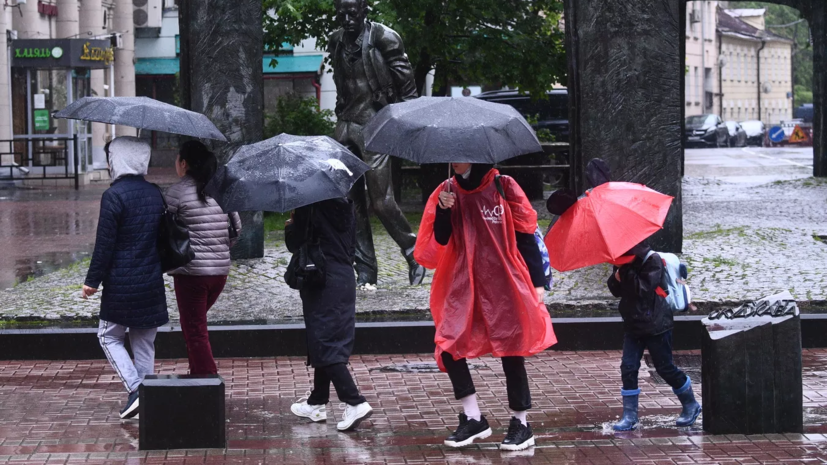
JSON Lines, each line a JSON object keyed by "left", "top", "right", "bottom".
{"left": 0, "top": 135, "right": 80, "bottom": 189}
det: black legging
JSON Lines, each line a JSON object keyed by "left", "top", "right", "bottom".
{"left": 441, "top": 352, "right": 532, "bottom": 411}
{"left": 307, "top": 363, "right": 366, "bottom": 406}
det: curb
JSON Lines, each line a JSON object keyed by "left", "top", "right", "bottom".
{"left": 1, "top": 315, "right": 824, "bottom": 361}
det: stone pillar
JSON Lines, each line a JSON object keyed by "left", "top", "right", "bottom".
{"left": 80, "top": 0, "right": 108, "bottom": 168}
{"left": 0, "top": 2, "right": 8, "bottom": 140}
{"left": 55, "top": 0, "right": 79, "bottom": 137}
{"left": 56, "top": 0, "right": 79, "bottom": 38}
{"left": 12, "top": 0, "right": 43, "bottom": 39}
{"left": 564, "top": 0, "right": 683, "bottom": 252}
{"left": 179, "top": 0, "right": 265, "bottom": 259}
{"left": 809, "top": 2, "right": 827, "bottom": 177}
{"left": 113, "top": 0, "right": 137, "bottom": 137}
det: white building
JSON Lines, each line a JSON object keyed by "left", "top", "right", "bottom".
{"left": 718, "top": 8, "right": 794, "bottom": 125}
{"left": 686, "top": 1, "right": 720, "bottom": 117}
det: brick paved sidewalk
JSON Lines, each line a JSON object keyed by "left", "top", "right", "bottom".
{"left": 1, "top": 350, "right": 827, "bottom": 464}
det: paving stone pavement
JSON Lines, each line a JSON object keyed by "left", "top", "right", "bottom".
{"left": 1, "top": 149, "right": 825, "bottom": 324}
{"left": 1, "top": 349, "right": 827, "bottom": 464}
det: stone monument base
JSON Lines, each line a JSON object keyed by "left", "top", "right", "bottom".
{"left": 139, "top": 375, "right": 226, "bottom": 450}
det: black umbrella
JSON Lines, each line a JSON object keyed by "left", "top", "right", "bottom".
{"left": 363, "top": 97, "right": 541, "bottom": 164}
{"left": 205, "top": 133, "right": 370, "bottom": 213}
{"left": 54, "top": 96, "right": 227, "bottom": 141}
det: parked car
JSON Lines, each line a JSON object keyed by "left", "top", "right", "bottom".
{"left": 739, "top": 120, "right": 766, "bottom": 146}
{"left": 684, "top": 114, "right": 729, "bottom": 148}
{"left": 475, "top": 89, "right": 569, "bottom": 143}
{"left": 724, "top": 121, "right": 747, "bottom": 147}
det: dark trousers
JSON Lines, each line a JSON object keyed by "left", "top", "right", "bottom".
{"left": 307, "top": 363, "right": 366, "bottom": 407}
{"left": 335, "top": 121, "right": 417, "bottom": 281}
{"left": 621, "top": 330, "right": 688, "bottom": 391}
{"left": 441, "top": 352, "right": 532, "bottom": 412}
{"left": 173, "top": 275, "right": 227, "bottom": 375}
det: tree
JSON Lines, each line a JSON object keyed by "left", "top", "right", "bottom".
{"left": 729, "top": 2, "right": 813, "bottom": 96}
{"left": 264, "top": 93, "right": 336, "bottom": 138}
{"left": 263, "top": 0, "right": 567, "bottom": 97}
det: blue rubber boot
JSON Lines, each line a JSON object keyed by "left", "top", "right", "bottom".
{"left": 674, "top": 377, "right": 701, "bottom": 427}
{"left": 612, "top": 388, "right": 640, "bottom": 431}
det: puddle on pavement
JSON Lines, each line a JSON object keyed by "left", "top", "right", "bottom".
{"left": 5, "top": 250, "right": 92, "bottom": 290}
{"left": 590, "top": 414, "right": 704, "bottom": 436}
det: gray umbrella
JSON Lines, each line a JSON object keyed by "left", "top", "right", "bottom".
{"left": 54, "top": 96, "right": 227, "bottom": 141}
{"left": 363, "top": 97, "right": 541, "bottom": 164}
{"left": 205, "top": 133, "right": 371, "bottom": 213}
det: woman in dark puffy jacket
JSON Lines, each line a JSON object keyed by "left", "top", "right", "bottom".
{"left": 81, "top": 136, "right": 168, "bottom": 420}
{"left": 284, "top": 197, "right": 373, "bottom": 432}
{"left": 164, "top": 141, "right": 241, "bottom": 375}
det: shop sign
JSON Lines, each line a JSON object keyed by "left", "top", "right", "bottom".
{"left": 80, "top": 42, "right": 115, "bottom": 66}
{"left": 34, "top": 109, "right": 50, "bottom": 131}
{"left": 11, "top": 39, "right": 114, "bottom": 69}
{"left": 37, "top": 1, "right": 59, "bottom": 16}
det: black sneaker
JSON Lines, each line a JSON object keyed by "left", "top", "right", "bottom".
{"left": 500, "top": 417, "right": 535, "bottom": 451}
{"left": 119, "top": 390, "right": 139, "bottom": 420}
{"left": 444, "top": 413, "right": 492, "bottom": 448}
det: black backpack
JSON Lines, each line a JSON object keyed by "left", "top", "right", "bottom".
{"left": 154, "top": 185, "right": 194, "bottom": 273}
{"left": 284, "top": 208, "right": 326, "bottom": 290}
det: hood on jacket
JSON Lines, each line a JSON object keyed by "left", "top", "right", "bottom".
{"left": 108, "top": 136, "right": 151, "bottom": 181}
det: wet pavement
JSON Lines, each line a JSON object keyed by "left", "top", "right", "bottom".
{"left": 1, "top": 148, "right": 825, "bottom": 325}
{"left": 1, "top": 349, "right": 827, "bottom": 463}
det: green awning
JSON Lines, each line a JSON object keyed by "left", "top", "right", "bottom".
{"left": 263, "top": 55, "right": 323, "bottom": 74}
{"left": 135, "top": 58, "right": 180, "bottom": 75}
{"left": 135, "top": 55, "right": 324, "bottom": 76}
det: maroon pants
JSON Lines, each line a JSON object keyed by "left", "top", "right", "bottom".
{"left": 173, "top": 275, "right": 227, "bottom": 375}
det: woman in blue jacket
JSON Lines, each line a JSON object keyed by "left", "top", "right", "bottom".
{"left": 81, "top": 136, "right": 168, "bottom": 420}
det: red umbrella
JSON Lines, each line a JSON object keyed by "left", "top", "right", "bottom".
{"left": 545, "top": 182, "right": 673, "bottom": 272}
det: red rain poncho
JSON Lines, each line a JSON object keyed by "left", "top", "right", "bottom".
{"left": 415, "top": 170, "right": 557, "bottom": 370}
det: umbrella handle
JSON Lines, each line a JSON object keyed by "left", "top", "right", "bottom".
{"left": 445, "top": 164, "right": 452, "bottom": 193}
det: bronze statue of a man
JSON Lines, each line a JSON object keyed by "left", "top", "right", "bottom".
{"left": 329, "top": 0, "right": 425, "bottom": 286}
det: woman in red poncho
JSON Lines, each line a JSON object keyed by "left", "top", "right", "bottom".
{"left": 415, "top": 163, "right": 557, "bottom": 451}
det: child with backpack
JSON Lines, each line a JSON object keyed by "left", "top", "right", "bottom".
{"left": 607, "top": 240, "right": 701, "bottom": 431}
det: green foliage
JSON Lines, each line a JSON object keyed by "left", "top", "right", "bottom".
{"left": 262, "top": 0, "right": 567, "bottom": 97}
{"left": 525, "top": 113, "right": 555, "bottom": 143}
{"left": 264, "top": 93, "right": 336, "bottom": 138}
{"left": 729, "top": 2, "right": 812, "bottom": 95}
{"left": 794, "top": 84, "right": 813, "bottom": 105}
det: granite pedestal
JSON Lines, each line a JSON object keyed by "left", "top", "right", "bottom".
{"left": 702, "top": 295, "right": 802, "bottom": 435}
{"left": 139, "top": 375, "right": 226, "bottom": 450}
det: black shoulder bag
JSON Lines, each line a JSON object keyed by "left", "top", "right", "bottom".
{"left": 154, "top": 185, "right": 195, "bottom": 272}
{"left": 284, "top": 208, "right": 326, "bottom": 290}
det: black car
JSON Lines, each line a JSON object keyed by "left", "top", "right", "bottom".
{"left": 724, "top": 121, "right": 747, "bottom": 147}
{"left": 684, "top": 114, "right": 729, "bottom": 148}
{"left": 475, "top": 89, "right": 569, "bottom": 143}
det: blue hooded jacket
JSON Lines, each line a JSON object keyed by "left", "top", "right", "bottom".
{"left": 84, "top": 137, "right": 168, "bottom": 328}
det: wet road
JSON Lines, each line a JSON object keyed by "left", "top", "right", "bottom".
{"left": 0, "top": 169, "right": 178, "bottom": 290}
{"left": 684, "top": 146, "right": 813, "bottom": 182}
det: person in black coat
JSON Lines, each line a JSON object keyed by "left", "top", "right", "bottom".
{"left": 284, "top": 197, "right": 373, "bottom": 432}
{"left": 81, "top": 136, "right": 168, "bottom": 420}
{"left": 607, "top": 241, "right": 700, "bottom": 431}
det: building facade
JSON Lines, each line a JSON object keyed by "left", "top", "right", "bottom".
{"left": 718, "top": 8, "right": 794, "bottom": 125}
{"left": 686, "top": 1, "right": 720, "bottom": 117}
{"left": 685, "top": 5, "right": 794, "bottom": 125}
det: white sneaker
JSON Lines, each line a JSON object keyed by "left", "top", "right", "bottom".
{"left": 290, "top": 396, "right": 327, "bottom": 422}
{"left": 337, "top": 402, "right": 373, "bottom": 431}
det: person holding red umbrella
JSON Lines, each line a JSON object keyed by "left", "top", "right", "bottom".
{"left": 544, "top": 162, "right": 700, "bottom": 431}
{"left": 416, "top": 163, "right": 556, "bottom": 451}
{"left": 606, "top": 241, "right": 701, "bottom": 431}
